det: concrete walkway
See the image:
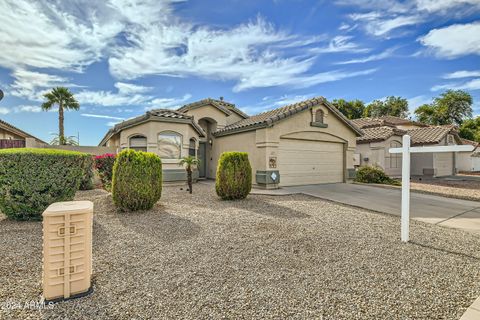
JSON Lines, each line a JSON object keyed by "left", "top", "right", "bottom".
{"left": 252, "top": 183, "right": 480, "bottom": 234}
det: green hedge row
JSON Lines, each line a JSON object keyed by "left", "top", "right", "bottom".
{"left": 215, "top": 152, "right": 252, "bottom": 200}
{"left": 112, "top": 150, "right": 162, "bottom": 211}
{"left": 0, "top": 148, "right": 91, "bottom": 220}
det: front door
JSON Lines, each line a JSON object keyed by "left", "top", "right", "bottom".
{"left": 198, "top": 142, "right": 207, "bottom": 178}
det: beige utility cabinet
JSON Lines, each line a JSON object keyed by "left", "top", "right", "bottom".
{"left": 42, "top": 201, "right": 93, "bottom": 302}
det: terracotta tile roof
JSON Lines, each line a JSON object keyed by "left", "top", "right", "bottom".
{"left": 461, "top": 138, "right": 479, "bottom": 147}
{"left": 407, "top": 125, "right": 459, "bottom": 145}
{"left": 98, "top": 109, "right": 205, "bottom": 146}
{"left": 357, "top": 126, "right": 406, "bottom": 144}
{"left": 350, "top": 118, "right": 386, "bottom": 129}
{"left": 178, "top": 98, "right": 249, "bottom": 119}
{"left": 0, "top": 118, "right": 47, "bottom": 144}
{"left": 351, "top": 116, "right": 428, "bottom": 129}
{"left": 215, "top": 97, "right": 363, "bottom": 136}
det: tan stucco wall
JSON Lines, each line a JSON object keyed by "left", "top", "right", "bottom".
{"left": 356, "top": 135, "right": 403, "bottom": 176}
{"left": 117, "top": 121, "right": 200, "bottom": 170}
{"left": 0, "top": 128, "right": 23, "bottom": 140}
{"left": 213, "top": 103, "right": 358, "bottom": 183}
{"left": 183, "top": 105, "right": 228, "bottom": 129}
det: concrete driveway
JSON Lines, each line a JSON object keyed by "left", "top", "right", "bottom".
{"left": 282, "top": 183, "right": 480, "bottom": 234}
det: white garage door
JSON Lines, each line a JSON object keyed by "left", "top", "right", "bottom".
{"left": 435, "top": 152, "right": 454, "bottom": 177}
{"left": 278, "top": 139, "right": 344, "bottom": 186}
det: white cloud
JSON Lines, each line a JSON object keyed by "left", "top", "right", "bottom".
{"left": 419, "top": 22, "right": 480, "bottom": 58}
{"left": 415, "top": 0, "right": 480, "bottom": 13}
{"left": 233, "top": 68, "right": 377, "bottom": 92}
{"left": 341, "top": 0, "right": 480, "bottom": 37}
{"left": 14, "top": 105, "right": 43, "bottom": 113}
{"left": 336, "top": 47, "right": 397, "bottom": 64}
{"left": 0, "top": 0, "right": 122, "bottom": 71}
{"left": 81, "top": 113, "right": 125, "bottom": 120}
{"left": 407, "top": 95, "right": 432, "bottom": 108}
{"left": 75, "top": 82, "right": 154, "bottom": 106}
{"left": 9, "top": 69, "right": 72, "bottom": 101}
{"left": 311, "top": 35, "right": 369, "bottom": 53}
{"left": 350, "top": 12, "right": 422, "bottom": 37}
{"left": 0, "top": 108, "right": 10, "bottom": 115}
{"left": 1, "top": 0, "right": 380, "bottom": 96}
{"left": 147, "top": 94, "right": 192, "bottom": 109}
{"left": 443, "top": 70, "right": 480, "bottom": 79}
{"left": 431, "top": 78, "right": 480, "bottom": 91}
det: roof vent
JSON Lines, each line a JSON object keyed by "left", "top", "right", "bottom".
{"left": 219, "top": 96, "right": 224, "bottom": 101}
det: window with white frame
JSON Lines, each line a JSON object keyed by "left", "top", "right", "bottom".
{"left": 158, "top": 131, "right": 182, "bottom": 159}
{"left": 129, "top": 135, "right": 147, "bottom": 152}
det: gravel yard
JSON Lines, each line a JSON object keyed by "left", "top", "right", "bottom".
{"left": 2, "top": 183, "right": 480, "bottom": 319}
{"left": 410, "top": 176, "right": 480, "bottom": 201}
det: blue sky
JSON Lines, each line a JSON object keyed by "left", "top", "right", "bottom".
{"left": 0, "top": 0, "right": 479, "bottom": 145}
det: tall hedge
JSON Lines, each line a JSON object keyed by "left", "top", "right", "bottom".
{"left": 215, "top": 152, "right": 252, "bottom": 200}
{"left": 0, "top": 148, "right": 90, "bottom": 220}
{"left": 79, "top": 155, "right": 94, "bottom": 190}
{"left": 112, "top": 150, "right": 162, "bottom": 211}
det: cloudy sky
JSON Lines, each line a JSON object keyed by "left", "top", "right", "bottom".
{"left": 0, "top": 0, "right": 479, "bottom": 145}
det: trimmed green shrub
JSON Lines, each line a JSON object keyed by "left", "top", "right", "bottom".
{"left": 112, "top": 150, "right": 162, "bottom": 211}
{"left": 354, "top": 166, "right": 401, "bottom": 186}
{"left": 0, "top": 148, "right": 90, "bottom": 220}
{"left": 79, "top": 155, "right": 94, "bottom": 190}
{"left": 215, "top": 152, "right": 252, "bottom": 200}
{"left": 94, "top": 153, "right": 116, "bottom": 190}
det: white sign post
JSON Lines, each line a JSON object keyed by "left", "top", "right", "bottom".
{"left": 389, "top": 135, "right": 474, "bottom": 243}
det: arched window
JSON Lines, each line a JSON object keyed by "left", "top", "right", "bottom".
{"left": 189, "top": 138, "right": 196, "bottom": 156}
{"left": 315, "top": 109, "right": 324, "bottom": 124}
{"left": 158, "top": 131, "right": 182, "bottom": 159}
{"left": 129, "top": 135, "right": 147, "bottom": 152}
{"left": 388, "top": 141, "right": 402, "bottom": 168}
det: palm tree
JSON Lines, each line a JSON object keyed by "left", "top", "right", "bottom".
{"left": 179, "top": 156, "right": 200, "bottom": 194}
{"left": 49, "top": 133, "right": 79, "bottom": 146}
{"left": 41, "top": 87, "right": 80, "bottom": 145}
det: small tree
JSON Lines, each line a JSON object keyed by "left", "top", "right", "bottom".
{"left": 179, "top": 156, "right": 200, "bottom": 194}
{"left": 41, "top": 87, "right": 80, "bottom": 145}
{"left": 215, "top": 152, "right": 252, "bottom": 200}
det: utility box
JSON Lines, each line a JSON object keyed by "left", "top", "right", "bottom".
{"left": 42, "top": 201, "right": 93, "bottom": 302}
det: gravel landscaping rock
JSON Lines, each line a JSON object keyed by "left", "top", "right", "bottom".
{"left": 1, "top": 183, "right": 480, "bottom": 319}
{"left": 410, "top": 176, "right": 480, "bottom": 201}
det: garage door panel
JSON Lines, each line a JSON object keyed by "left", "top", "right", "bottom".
{"left": 278, "top": 139, "right": 344, "bottom": 186}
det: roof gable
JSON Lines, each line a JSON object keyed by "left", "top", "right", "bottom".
{"left": 178, "top": 98, "right": 248, "bottom": 119}
{"left": 407, "top": 125, "right": 460, "bottom": 145}
{"left": 98, "top": 109, "right": 205, "bottom": 146}
{"left": 215, "top": 97, "right": 363, "bottom": 137}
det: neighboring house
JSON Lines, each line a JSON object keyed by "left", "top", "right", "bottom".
{"left": 0, "top": 118, "right": 47, "bottom": 149}
{"left": 99, "top": 97, "right": 362, "bottom": 188}
{"left": 353, "top": 116, "right": 463, "bottom": 177}
{"left": 457, "top": 139, "right": 480, "bottom": 172}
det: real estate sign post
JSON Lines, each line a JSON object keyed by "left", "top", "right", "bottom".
{"left": 389, "top": 135, "right": 474, "bottom": 243}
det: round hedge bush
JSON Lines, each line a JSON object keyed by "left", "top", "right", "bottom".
{"left": 215, "top": 152, "right": 252, "bottom": 200}
{"left": 112, "top": 149, "right": 162, "bottom": 211}
{"left": 354, "top": 165, "right": 400, "bottom": 186}
{"left": 0, "top": 148, "right": 89, "bottom": 220}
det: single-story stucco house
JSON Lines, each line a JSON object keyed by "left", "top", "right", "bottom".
{"left": 99, "top": 97, "right": 363, "bottom": 188}
{"left": 0, "top": 118, "right": 47, "bottom": 149}
{"left": 352, "top": 116, "right": 464, "bottom": 177}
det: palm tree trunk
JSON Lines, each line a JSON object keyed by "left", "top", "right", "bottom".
{"left": 59, "top": 102, "right": 65, "bottom": 145}
{"left": 187, "top": 167, "right": 193, "bottom": 194}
